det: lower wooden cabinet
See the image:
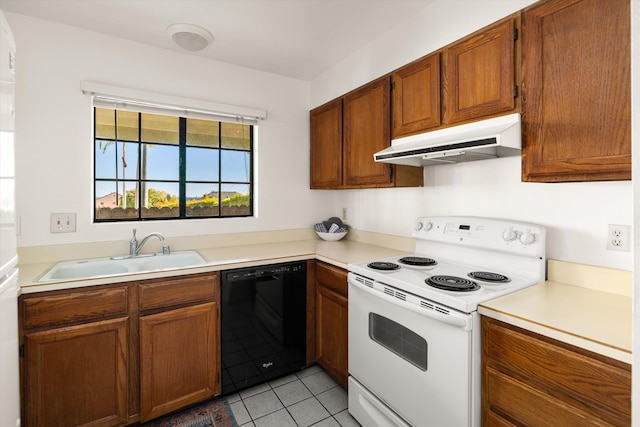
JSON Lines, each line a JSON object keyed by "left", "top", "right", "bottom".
{"left": 24, "top": 317, "right": 129, "bottom": 427}
{"left": 140, "top": 302, "right": 219, "bottom": 422}
{"left": 482, "top": 317, "right": 631, "bottom": 427}
{"left": 314, "top": 261, "right": 348, "bottom": 387}
{"left": 19, "top": 272, "right": 220, "bottom": 426}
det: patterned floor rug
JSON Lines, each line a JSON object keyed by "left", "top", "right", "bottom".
{"left": 141, "top": 396, "right": 237, "bottom": 427}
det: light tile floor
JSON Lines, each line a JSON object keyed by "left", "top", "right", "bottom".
{"left": 226, "top": 365, "right": 361, "bottom": 427}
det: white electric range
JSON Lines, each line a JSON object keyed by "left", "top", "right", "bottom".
{"left": 347, "top": 216, "right": 546, "bottom": 427}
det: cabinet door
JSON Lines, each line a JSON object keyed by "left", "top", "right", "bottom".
{"left": 310, "top": 98, "right": 343, "bottom": 188}
{"left": 343, "top": 76, "right": 393, "bottom": 187}
{"left": 315, "top": 262, "right": 348, "bottom": 387}
{"left": 392, "top": 53, "right": 441, "bottom": 138}
{"left": 443, "top": 18, "right": 516, "bottom": 124}
{"left": 139, "top": 302, "right": 219, "bottom": 422}
{"left": 24, "top": 317, "right": 129, "bottom": 427}
{"left": 521, "top": 0, "right": 630, "bottom": 182}
{"left": 316, "top": 286, "right": 348, "bottom": 387}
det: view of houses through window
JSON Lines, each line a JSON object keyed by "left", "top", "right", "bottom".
{"left": 94, "top": 107, "right": 253, "bottom": 221}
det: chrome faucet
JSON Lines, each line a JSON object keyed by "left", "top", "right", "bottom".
{"left": 129, "top": 228, "right": 165, "bottom": 256}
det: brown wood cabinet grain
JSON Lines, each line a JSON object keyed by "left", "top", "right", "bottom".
{"left": 391, "top": 16, "right": 518, "bottom": 140}
{"left": 139, "top": 302, "right": 219, "bottom": 422}
{"left": 392, "top": 53, "right": 441, "bottom": 138}
{"left": 343, "top": 76, "right": 394, "bottom": 187}
{"left": 20, "top": 272, "right": 221, "bottom": 426}
{"left": 482, "top": 317, "right": 631, "bottom": 427}
{"left": 310, "top": 78, "right": 423, "bottom": 189}
{"left": 139, "top": 273, "right": 217, "bottom": 311}
{"left": 521, "top": 0, "right": 631, "bottom": 182}
{"left": 443, "top": 17, "right": 518, "bottom": 125}
{"left": 314, "top": 262, "right": 348, "bottom": 387}
{"left": 22, "top": 286, "right": 129, "bottom": 329}
{"left": 24, "top": 317, "right": 129, "bottom": 427}
{"left": 310, "top": 98, "right": 343, "bottom": 189}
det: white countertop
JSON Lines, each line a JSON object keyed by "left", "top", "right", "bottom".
{"left": 19, "top": 240, "right": 632, "bottom": 364}
{"left": 479, "top": 259, "right": 632, "bottom": 364}
{"left": 18, "top": 238, "right": 410, "bottom": 294}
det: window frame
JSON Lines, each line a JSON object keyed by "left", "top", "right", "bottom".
{"left": 93, "top": 107, "right": 254, "bottom": 223}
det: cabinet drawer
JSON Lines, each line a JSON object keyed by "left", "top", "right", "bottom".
{"left": 316, "top": 262, "right": 347, "bottom": 296}
{"left": 484, "top": 366, "right": 608, "bottom": 427}
{"left": 22, "top": 286, "right": 128, "bottom": 329}
{"left": 483, "top": 318, "right": 631, "bottom": 426}
{"left": 139, "top": 273, "right": 218, "bottom": 311}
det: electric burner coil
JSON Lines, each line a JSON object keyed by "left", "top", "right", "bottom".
{"left": 468, "top": 271, "right": 510, "bottom": 283}
{"left": 367, "top": 262, "right": 401, "bottom": 271}
{"left": 426, "top": 275, "right": 480, "bottom": 292}
{"left": 398, "top": 256, "right": 437, "bottom": 267}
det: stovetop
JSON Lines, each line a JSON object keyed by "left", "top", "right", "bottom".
{"left": 348, "top": 216, "right": 546, "bottom": 313}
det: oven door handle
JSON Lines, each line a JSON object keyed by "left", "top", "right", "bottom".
{"left": 348, "top": 275, "right": 472, "bottom": 330}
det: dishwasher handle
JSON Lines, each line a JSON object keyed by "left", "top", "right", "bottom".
{"left": 348, "top": 274, "right": 472, "bottom": 331}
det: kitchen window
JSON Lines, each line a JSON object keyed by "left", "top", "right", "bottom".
{"left": 94, "top": 108, "right": 254, "bottom": 221}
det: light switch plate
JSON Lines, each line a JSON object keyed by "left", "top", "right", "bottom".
{"left": 50, "top": 213, "right": 76, "bottom": 233}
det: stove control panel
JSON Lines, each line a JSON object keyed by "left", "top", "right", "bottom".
{"left": 412, "top": 216, "right": 546, "bottom": 257}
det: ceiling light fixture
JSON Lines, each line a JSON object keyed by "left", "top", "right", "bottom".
{"left": 166, "top": 23, "right": 213, "bottom": 52}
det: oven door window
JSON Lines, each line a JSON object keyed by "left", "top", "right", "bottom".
{"left": 369, "top": 313, "right": 427, "bottom": 371}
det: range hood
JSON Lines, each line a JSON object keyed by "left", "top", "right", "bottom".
{"left": 374, "top": 113, "right": 521, "bottom": 167}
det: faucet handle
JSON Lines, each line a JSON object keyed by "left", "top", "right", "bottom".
{"left": 162, "top": 245, "right": 171, "bottom": 255}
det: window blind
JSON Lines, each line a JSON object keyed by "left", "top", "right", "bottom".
{"left": 81, "top": 81, "right": 267, "bottom": 125}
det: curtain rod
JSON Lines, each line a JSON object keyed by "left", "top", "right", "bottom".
{"left": 81, "top": 81, "right": 267, "bottom": 123}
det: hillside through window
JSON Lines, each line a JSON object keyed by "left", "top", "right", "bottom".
{"left": 94, "top": 107, "right": 253, "bottom": 221}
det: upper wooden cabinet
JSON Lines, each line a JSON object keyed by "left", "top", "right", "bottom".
{"left": 343, "top": 76, "right": 394, "bottom": 187}
{"left": 443, "top": 17, "right": 518, "bottom": 125}
{"left": 310, "top": 76, "right": 423, "bottom": 189}
{"left": 392, "top": 53, "right": 441, "bottom": 138}
{"left": 521, "top": 0, "right": 631, "bottom": 182}
{"left": 391, "top": 16, "right": 518, "bottom": 139}
{"left": 310, "top": 98, "right": 343, "bottom": 188}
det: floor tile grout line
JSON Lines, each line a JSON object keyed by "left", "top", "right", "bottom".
{"left": 231, "top": 366, "right": 349, "bottom": 426}
{"left": 239, "top": 378, "right": 343, "bottom": 426}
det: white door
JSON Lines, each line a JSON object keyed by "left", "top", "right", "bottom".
{"left": 0, "top": 269, "right": 20, "bottom": 427}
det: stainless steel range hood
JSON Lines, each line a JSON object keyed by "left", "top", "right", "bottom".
{"left": 374, "top": 113, "right": 521, "bottom": 167}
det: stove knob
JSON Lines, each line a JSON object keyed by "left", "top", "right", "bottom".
{"left": 424, "top": 221, "right": 433, "bottom": 231}
{"left": 502, "top": 228, "right": 518, "bottom": 242}
{"left": 519, "top": 231, "right": 536, "bottom": 246}
{"left": 415, "top": 221, "right": 423, "bottom": 231}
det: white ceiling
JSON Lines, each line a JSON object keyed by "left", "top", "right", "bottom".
{"left": 0, "top": 0, "right": 436, "bottom": 81}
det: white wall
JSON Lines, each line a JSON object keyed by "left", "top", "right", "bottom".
{"left": 7, "top": 13, "right": 335, "bottom": 248}
{"left": 7, "top": 3, "right": 634, "bottom": 270}
{"left": 311, "top": 0, "right": 634, "bottom": 272}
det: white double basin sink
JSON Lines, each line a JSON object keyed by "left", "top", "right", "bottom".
{"left": 37, "top": 251, "right": 207, "bottom": 282}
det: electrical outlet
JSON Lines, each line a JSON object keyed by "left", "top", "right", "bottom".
{"left": 342, "top": 207, "right": 348, "bottom": 220}
{"left": 606, "top": 224, "right": 631, "bottom": 252}
{"left": 50, "top": 213, "right": 76, "bottom": 233}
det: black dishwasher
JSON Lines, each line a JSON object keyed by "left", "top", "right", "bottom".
{"left": 221, "top": 261, "right": 307, "bottom": 394}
